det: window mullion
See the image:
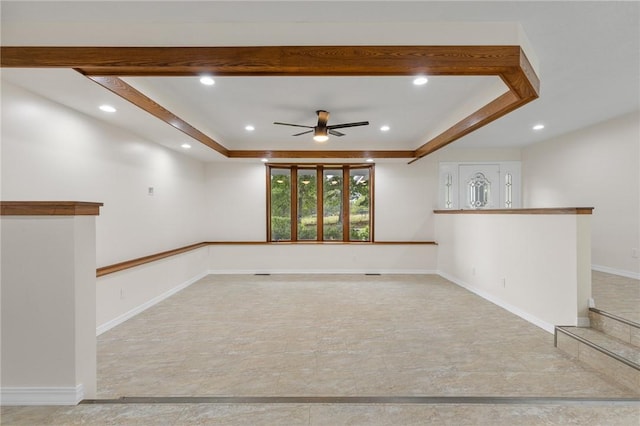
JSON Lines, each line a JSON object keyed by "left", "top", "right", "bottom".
{"left": 369, "top": 165, "right": 375, "bottom": 242}
{"left": 317, "top": 166, "right": 323, "bottom": 241}
{"left": 266, "top": 165, "right": 272, "bottom": 241}
{"left": 291, "top": 166, "right": 298, "bottom": 241}
{"left": 342, "top": 166, "right": 350, "bottom": 242}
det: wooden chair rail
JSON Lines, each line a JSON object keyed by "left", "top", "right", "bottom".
{"left": 97, "top": 240, "right": 437, "bottom": 277}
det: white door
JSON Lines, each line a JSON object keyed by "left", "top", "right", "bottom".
{"left": 458, "top": 164, "right": 500, "bottom": 209}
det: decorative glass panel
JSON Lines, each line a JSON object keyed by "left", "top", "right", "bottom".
{"left": 270, "top": 168, "right": 291, "bottom": 240}
{"left": 349, "top": 168, "right": 370, "bottom": 241}
{"left": 444, "top": 173, "right": 453, "bottom": 209}
{"left": 467, "top": 172, "right": 490, "bottom": 208}
{"left": 323, "top": 169, "right": 343, "bottom": 241}
{"left": 296, "top": 169, "right": 318, "bottom": 240}
{"left": 505, "top": 172, "right": 513, "bottom": 208}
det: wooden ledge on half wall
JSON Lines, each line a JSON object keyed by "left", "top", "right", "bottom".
{"left": 433, "top": 207, "right": 594, "bottom": 215}
{"left": 0, "top": 201, "right": 104, "bottom": 216}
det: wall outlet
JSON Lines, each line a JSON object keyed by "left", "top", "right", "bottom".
{"left": 501, "top": 278, "right": 506, "bottom": 288}
{"left": 148, "top": 187, "right": 154, "bottom": 196}
{"left": 632, "top": 248, "right": 638, "bottom": 259}
{"left": 472, "top": 267, "right": 476, "bottom": 276}
{"left": 120, "top": 288, "right": 124, "bottom": 300}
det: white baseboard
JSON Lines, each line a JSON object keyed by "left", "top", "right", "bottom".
{"left": 1, "top": 385, "right": 83, "bottom": 406}
{"left": 207, "top": 269, "right": 438, "bottom": 275}
{"left": 96, "top": 270, "right": 208, "bottom": 336}
{"left": 592, "top": 264, "right": 640, "bottom": 280}
{"left": 438, "top": 271, "right": 555, "bottom": 334}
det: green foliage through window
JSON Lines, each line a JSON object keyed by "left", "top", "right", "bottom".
{"left": 268, "top": 164, "right": 373, "bottom": 242}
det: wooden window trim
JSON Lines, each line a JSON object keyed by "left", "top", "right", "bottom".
{"left": 267, "top": 163, "right": 374, "bottom": 242}
{"left": 342, "top": 167, "right": 350, "bottom": 240}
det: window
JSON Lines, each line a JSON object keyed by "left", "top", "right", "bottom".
{"left": 267, "top": 164, "right": 374, "bottom": 242}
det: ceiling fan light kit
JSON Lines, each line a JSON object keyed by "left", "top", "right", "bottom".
{"left": 275, "top": 110, "right": 369, "bottom": 143}
{"left": 313, "top": 128, "right": 329, "bottom": 143}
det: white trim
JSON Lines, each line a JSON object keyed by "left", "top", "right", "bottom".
{"left": 592, "top": 264, "right": 640, "bottom": 280}
{"left": 438, "top": 271, "right": 555, "bottom": 334}
{"left": 96, "top": 271, "right": 208, "bottom": 336}
{"left": 207, "top": 269, "right": 438, "bottom": 275}
{"left": 1, "top": 385, "right": 83, "bottom": 406}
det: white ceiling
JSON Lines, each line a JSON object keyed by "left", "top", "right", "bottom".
{"left": 1, "top": 1, "right": 638, "bottom": 163}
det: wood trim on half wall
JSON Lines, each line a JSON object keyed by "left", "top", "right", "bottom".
{"left": 0, "top": 201, "right": 103, "bottom": 216}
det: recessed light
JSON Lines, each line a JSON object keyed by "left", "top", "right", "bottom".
{"left": 532, "top": 124, "right": 545, "bottom": 131}
{"left": 99, "top": 105, "right": 116, "bottom": 113}
{"left": 366, "top": 158, "right": 374, "bottom": 163}
{"left": 413, "top": 76, "right": 428, "bottom": 86}
{"left": 261, "top": 158, "right": 269, "bottom": 163}
{"left": 380, "top": 125, "right": 390, "bottom": 132}
{"left": 245, "top": 125, "right": 255, "bottom": 131}
{"left": 199, "top": 76, "right": 215, "bottom": 86}
{"left": 181, "top": 143, "right": 191, "bottom": 149}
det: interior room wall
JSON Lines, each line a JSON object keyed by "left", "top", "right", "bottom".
{"left": 1, "top": 82, "right": 207, "bottom": 267}
{"left": 203, "top": 158, "right": 439, "bottom": 243}
{"left": 374, "top": 157, "right": 438, "bottom": 242}
{"left": 435, "top": 146, "right": 522, "bottom": 163}
{"left": 204, "top": 161, "right": 267, "bottom": 241}
{"left": 202, "top": 158, "right": 440, "bottom": 273}
{"left": 522, "top": 111, "right": 640, "bottom": 277}
{"left": 436, "top": 211, "right": 592, "bottom": 332}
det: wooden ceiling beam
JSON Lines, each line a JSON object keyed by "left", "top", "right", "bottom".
{"left": 1, "top": 45, "right": 540, "bottom": 161}
{"left": 228, "top": 150, "right": 415, "bottom": 159}
{"left": 3, "top": 45, "right": 525, "bottom": 76}
{"left": 84, "top": 75, "right": 229, "bottom": 157}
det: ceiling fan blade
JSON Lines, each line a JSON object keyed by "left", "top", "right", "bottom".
{"left": 327, "top": 121, "right": 370, "bottom": 130}
{"left": 292, "top": 130, "right": 314, "bottom": 136}
{"left": 273, "top": 122, "right": 314, "bottom": 129}
{"left": 328, "top": 129, "right": 345, "bottom": 137}
{"left": 316, "top": 110, "right": 329, "bottom": 128}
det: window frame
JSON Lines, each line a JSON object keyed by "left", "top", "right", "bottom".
{"left": 266, "top": 163, "right": 374, "bottom": 242}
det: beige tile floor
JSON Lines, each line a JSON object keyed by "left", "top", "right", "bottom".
{"left": 592, "top": 270, "right": 640, "bottom": 323}
{"left": 3, "top": 273, "right": 639, "bottom": 425}
{"left": 2, "top": 402, "right": 640, "bottom": 425}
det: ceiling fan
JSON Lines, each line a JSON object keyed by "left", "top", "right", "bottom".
{"left": 274, "top": 110, "right": 369, "bottom": 142}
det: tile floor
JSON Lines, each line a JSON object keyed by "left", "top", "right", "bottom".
{"left": 591, "top": 270, "right": 640, "bottom": 324}
{"left": 2, "top": 273, "right": 639, "bottom": 425}
{"left": 2, "top": 402, "right": 640, "bottom": 425}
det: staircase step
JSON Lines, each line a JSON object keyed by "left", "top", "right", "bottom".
{"left": 589, "top": 308, "right": 640, "bottom": 346}
{"left": 555, "top": 326, "right": 640, "bottom": 393}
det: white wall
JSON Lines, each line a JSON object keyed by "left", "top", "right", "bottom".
{"left": 522, "top": 112, "right": 640, "bottom": 277}
{"left": 203, "top": 158, "right": 440, "bottom": 272}
{"left": 374, "top": 158, "right": 438, "bottom": 241}
{"left": 436, "top": 146, "right": 522, "bottom": 163}
{"left": 1, "top": 82, "right": 207, "bottom": 267}
{"left": 208, "top": 244, "right": 437, "bottom": 274}
{"left": 2, "top": 81, "right": 211, "bottom": 343}
{"left": 2, "top": 215, "right": 97, "bottom": 404}
{"left": 204, "top": 159, "right": 439, "bottom": 243}
{"left": 436, "top": 212, "right": 592, "bottom": 332}
{"left": 96, "top": 247, "right": 209, "bottom": 334}
{"left": 204, "top": 162, "right": 267, "bottom": 241}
